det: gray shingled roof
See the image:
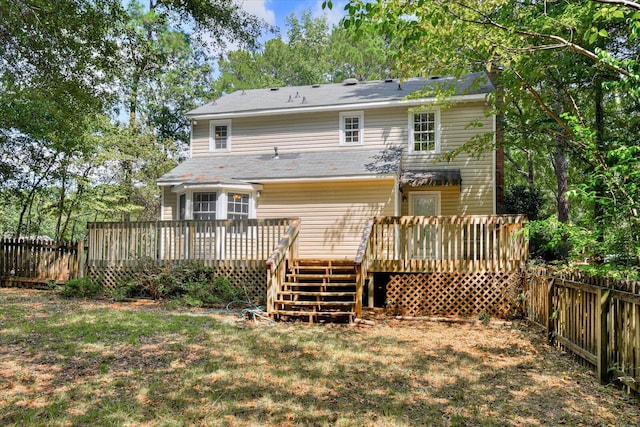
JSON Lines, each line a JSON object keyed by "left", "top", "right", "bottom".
{"left": 157, "top": 148, "right": 403, "bottom": 185}
{"left": 187, "top": 72, "right": 492, "bottom": 118}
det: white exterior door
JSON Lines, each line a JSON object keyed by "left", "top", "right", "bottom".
{"left": 409, "top": 192, "right": 440, "bottom": 216}
{"left": 408, "top": 192, "right": 441, "bottom": 259}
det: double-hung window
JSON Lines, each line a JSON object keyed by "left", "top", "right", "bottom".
{"left": 339, "top": 111, "right": 364, "bottom": 145}
{"left": 209, "top": 120, "right": 231, "bottom": 152}
{"left": 227, "top": 193, "right": 250, "bottom": 219}
{"left": 409, "top": 110, "right": 439, "bottom": 153}
{"left": 193, "top": 192, "right": 217, "bottom": 220}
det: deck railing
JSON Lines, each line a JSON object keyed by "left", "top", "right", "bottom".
{"left": 354, "top": 219, "right": 374, "bottom": 318}
{"left": 266, "top": 219, "right": 301, "bottom": 315}
{"left": 367, "top": 215, "right": 528, "bottom": 272}
{"left": 87, "top": 219, "right": 294, "bottom": 268}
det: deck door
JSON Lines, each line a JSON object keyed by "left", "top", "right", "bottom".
{"left": 408, "top": 193, "right": 441, "bottom": 259}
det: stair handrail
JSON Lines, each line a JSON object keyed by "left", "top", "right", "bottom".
{"left": 354, "top": 219, "right": 374, "bottom": 319}
{"left": 266, "top": 219, "right": 301, "bottom": 317}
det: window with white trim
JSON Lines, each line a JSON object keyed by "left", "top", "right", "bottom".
{"left": 175, "top": 189, "right": 258, "bottom": 221}
{"left": 193, "top": 192, "right": 217, "bottom": 220}
{"left": 209, "top": 120, "right": 231, "bottom": 152}
{"left": 409, "top": 110, "right": 439, "bottom": 153}
{"left": 339, "top": 111, "right": 364, "bottom": 145}
{"left": 227, "top": 193, "right": 250, "bottom": 219}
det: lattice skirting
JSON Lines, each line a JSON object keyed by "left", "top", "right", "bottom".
{"left": 88, "top": 264, "right": 267, "bottom": 304}
{"left": 384, "top": 271, "right": 525, "bottom": 318}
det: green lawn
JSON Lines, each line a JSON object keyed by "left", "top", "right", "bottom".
{"left": 1, "top": 288, "right": 638, "bottom": 426}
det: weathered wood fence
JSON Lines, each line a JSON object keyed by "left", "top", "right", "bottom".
{"left": 526, "top": 267, "right": 640, "bottom": 394}
{"left": 0, "top": 238, "right": 83, "bottom": 287}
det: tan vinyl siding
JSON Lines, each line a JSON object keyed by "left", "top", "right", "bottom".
{"left": 257, "top": 178, "right": 396, "bottom": 258}
{"left": 402, "top": 103, "right": 494, "bottom": 214}
{"left": 191, "top": 102, "right": 490, "bottom": 156}
{"left": 401, "top": 185, "right": 461, "bottom": 215}
{"left": 189, "top": 100, "right": 494, "bottom": 214}
{"left": 162, "top": 187, "right": 177, "bottom": 220}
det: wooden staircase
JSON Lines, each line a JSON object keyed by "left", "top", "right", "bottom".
{"left": 272, "top": 259, "right": 358, "bottom": 323}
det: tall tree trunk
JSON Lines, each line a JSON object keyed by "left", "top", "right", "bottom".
{"left": 553, "top": 95, "right": 570, "bottom": 224}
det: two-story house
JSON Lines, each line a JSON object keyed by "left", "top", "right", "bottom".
{"left": 157, "top": 72, "right": 500, "bottom": 260}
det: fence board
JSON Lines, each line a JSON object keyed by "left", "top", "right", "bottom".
{"left": 0, "top": 238, "right": 82, "bottom": 286}
{"left": 526, "top": 269, "right": 640, "bottom": 394}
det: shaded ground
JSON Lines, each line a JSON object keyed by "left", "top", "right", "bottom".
{"left": 0, "top": 288, "right": 638, "bottom": 426}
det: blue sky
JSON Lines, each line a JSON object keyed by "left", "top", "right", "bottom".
{"left": 241, "top": 0, "right": 348, "bottom": 40}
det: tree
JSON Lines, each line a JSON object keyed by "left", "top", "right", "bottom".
{"left": 0, "top": 0, "right": 269, "bottom": 237}
{"left": 336, "top": 0, "right": 640, "bottom": 265}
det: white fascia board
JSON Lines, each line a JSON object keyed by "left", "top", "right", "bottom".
{"left": 256, "top": 174, "right": 397, "bottom": 184}
{"left": 186, "top": 94, "right": 489, "bottom": 121}
{"left": 171, "top": 182, "right": 263, "bottom": 193}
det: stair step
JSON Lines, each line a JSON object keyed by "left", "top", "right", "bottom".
{"left": 293, "top": 259, "right": 354, "bottom": 266}
{"left": 275, "top": 300, "right": 354, "bottom": 307}
{"left": 272, "top": 310, "right": 355, "bottom": 317}
{"left": 283, "top": 282, "right": 356, "bottom": 288}
{"left": 287, "top": 273, "right": 356, "bottom": 280}
{"left": 278, "top": 291, "right": 355, "bottom": 297}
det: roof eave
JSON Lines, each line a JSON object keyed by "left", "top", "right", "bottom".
{"left": 186, "top": 93, "right": 490, "bottom": 120}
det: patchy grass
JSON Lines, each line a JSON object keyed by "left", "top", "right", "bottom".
{"left": 0, "top": 288, "right": 638, "bottom": 426}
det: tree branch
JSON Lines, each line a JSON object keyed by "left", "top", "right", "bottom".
{"left": 592, "top": 0, "right": 640, "bottom": 11}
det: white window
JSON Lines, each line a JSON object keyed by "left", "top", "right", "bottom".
{"left": 209, "top": 120, "right": 231, "bottom": 152}
{"left": 193, "top": 192, "right": 217, "bottom": 220}
{"left": 175, "top": 189, "right": 257, "bottom": 220}
{"left": 339, "top": 111, "right": 364, "bottom": 145}
{"left": 409, "top": 110, "right": 440, "bottom": 153}
{"left": 227, "top": 193, "right": 250, "bottom": 219}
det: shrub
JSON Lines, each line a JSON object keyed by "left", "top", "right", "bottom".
{"left": 114, "top": 262, "right": 242, "bottom": 306}
{"left": 59, "top": 277, "right": 102, "bottom": 298}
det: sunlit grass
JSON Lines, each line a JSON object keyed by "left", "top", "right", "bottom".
{"left": 1, "top": 288, "right": 638, "bottom": 426}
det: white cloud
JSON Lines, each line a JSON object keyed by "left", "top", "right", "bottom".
{"left": 240, "top": 0, "right": 276, "bottom": 26}
{"left": 312, "top": 0, "right": 347, "bottom": 27}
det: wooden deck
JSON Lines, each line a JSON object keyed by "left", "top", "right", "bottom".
{"left": 81, "top": 214, "right": 528, "bottom": 320}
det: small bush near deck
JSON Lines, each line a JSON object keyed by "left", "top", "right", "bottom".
{"left": 112, "top": 262, "right": 241, "bottom": 306}
{"left": 59, "top": 277, "right": 102, "bottom": 298}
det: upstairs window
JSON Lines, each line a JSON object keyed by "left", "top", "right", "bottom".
{"left": 209, "top": 120, "right": 231, "bottom": 152}
{"left": 339, "top": 111, "right": 364, "bottom": 145}
{"left": 193, "top": 192, "right": 217, "bottom": 220}
{"left": 409, "top": 111, "right": 440, "bottom": 153}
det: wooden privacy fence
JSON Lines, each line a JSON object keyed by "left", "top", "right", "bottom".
{"left": 526, "top": 267, "right": 640, "bottom": 394}
{"left": 87, "top": 219, "right": 295, "bottom": 298}
{"left": 367, "top": 215, "right": 528, "bottom": 273}
{"left": 0, "top": 238, "right": 83, "bottom": 287}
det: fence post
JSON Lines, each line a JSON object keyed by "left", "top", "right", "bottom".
{"left": 596, "top": 288, "right": 611, "bottom": 383}
{"left": 77, "top": 241, "right": 85, "bottom": 278}
{"left": 546, "top": 277, "right": 555, "bottom": 344}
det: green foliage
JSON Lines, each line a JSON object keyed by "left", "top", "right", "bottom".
{"left": 112, "top": 263, "right": 242, "bottom": 306}
{"left": 59, "top": 277, "right": 102, "bottom": 298}
{"left": 215, "top": 8, "right": 395, "bottom": 94}
{"left": 504, "top": 185, "right": 545, "bottom": 221}
{"left": 527, "top": 218, "right": 597, "bottom": 263}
